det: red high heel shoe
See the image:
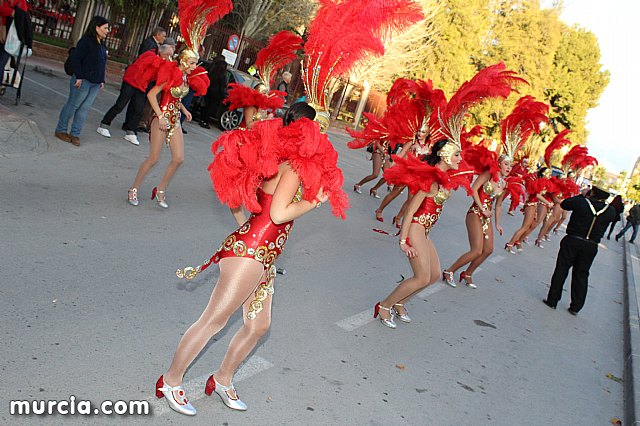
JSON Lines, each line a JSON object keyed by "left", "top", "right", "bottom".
{"left": 375, "top": 210, "right": 384, "bottom": 222}
{"left": 460, "top": 271, "right": 477, "bottom": 289}
{"left": 392, "top": 216, "right": 402, "bottom": 229}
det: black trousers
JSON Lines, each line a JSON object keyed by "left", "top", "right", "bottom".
{"left": 101, "top": 81, "right": 145, "bottom": 132}
{"left": 546, "top": 235, "right": 598, "bottom": 312}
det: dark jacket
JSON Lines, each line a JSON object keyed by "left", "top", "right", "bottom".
{"left": 138, "top": 36, "right": 159, "bottom": 56}
{"left": 70, "top": 35, "right": 107, "bottom": 84}
{"left": 629, "top": 205, "right": 640, "bottom": 225}
{"left": 561, "top": 195, "right": 616, "bottom": 243}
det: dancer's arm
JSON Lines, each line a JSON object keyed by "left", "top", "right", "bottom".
{"left": 399, "top": 184, "right": 434, "bottom": 258}
{"left": 244, "top": 106, "right": 258, "bottom": 129}
{"left": 179, "top": 102, "right": 192, "bottom": 122}
{"left": 396, "top": 141, "right": 412, "bottom": 159}
{"left": 494, "top": 192, "right": 506, "bottom": 236}
{"left": 471, "top": 172, "right": 491, "bottom": 218}
{"left": 270, "top": 164, "right": 328, "bottom": 224}
{"left": 147, "top": 84, "right": 168, "bottom": 131}
{"left": 536, "top": 192, "right": 552, "bottom": 208}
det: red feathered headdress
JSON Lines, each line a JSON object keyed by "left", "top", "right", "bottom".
{"left": 440, "top": 62, "right": 528, "bottom": 149}
{"left": 302, "top": 0, "right": 423, "bottom": 129}
{"left": 224, "top": 83, "right": 286, "bottom": 111}
{"left": 543, "top": 129, "right": 571, "bottom": 168}
{"left": 178, "top": 0, "right": 233, "bottom": 56}
{"left": 346, "top": 112, "right": 389, "bottom": 150}
{"left": 385, "top": 78, "right": 447, "bottom": 148}
{"left": 255, "top": 31, "right": 304, "bottom": 90}
{"left": 500, "top": 95, "right": 549, "bottom": 160}
{"left": 562, "top": 145, "right": 597, "bottom": 172}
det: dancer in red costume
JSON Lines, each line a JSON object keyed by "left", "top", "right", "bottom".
{"left": 373, "top": 63, "right": 527, "bottom": 326}
{"left": 505, "top": 167, "right": 554, "bottom": 253}
{"left": 224, "top": 30, "right": 303, "bottom": 225}
{"left": 127, "top": 0, "right": 220, "bottom": 209}
{"left": 442, "top": 146, "right": 512, "bottom": 289}
{"left": 371, "top": 79, "right": 446, "bottom": 224}
{"left": 156, "top": 103, "right": 348, "bottom": 415}
{"left": 155, "top": 0, "right": 421, "bottom": 414}
{"left": 349, "top": 112, "right": 393, "bottom": 199}
{"left": 507, "top": 156, "right": 530, "bottom": 215}
{"left": 223, "top": 31, "right": 300, "bottom": 132}
{"left": 374, "top": 139, "right": 470, "bottom": 327}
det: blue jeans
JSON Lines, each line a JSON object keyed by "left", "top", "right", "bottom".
{"left": 55, "top": 76, "right": 101, "bottom": 137}
{"left": 616, "top": 221, "right": 638, "bottom": 243}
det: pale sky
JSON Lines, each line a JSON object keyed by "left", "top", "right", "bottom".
{"left": 542, "top": 0, "right": 640, "bottom": 174}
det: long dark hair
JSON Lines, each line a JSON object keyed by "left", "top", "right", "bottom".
{"left": 83, "top": 16, "right": 109, "bottom": 39}
{"left": 537, "top": 167, "right": 548, "bottom": 178}
{"left": 284, "top": 102, "right": 316, "bottom": 126}
{"left": 423, "top": 139, "right": 449, "bottom": 166}
{"left": 610, "top": 194, "right": 624, "bottom": 213}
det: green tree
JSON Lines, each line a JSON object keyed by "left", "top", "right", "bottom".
{"left": 546, "top": 25, "right": 610, "bottom": 142}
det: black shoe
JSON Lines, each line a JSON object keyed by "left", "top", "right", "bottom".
{"left": 199, "top": 120, "right": 210, "bottom": 129}
{"left": 136, "top": 127, "right": 149, "bottom": 134}
{"left": 542, "top": 299, "right": 556, "bottom": 309}
{"left": 615, "top": 235, "right": 620, "bottom": 242}
{"left": 567, "top": 308, "right": 579, "bottom": 316}
{"left": 182, "top": 127, "right": 187, "bottom": 134}
{"left": 631, "top": 241, "right": 636, "bottom": 244}
{"left": 607, "top": 235, "right": 611, "bottom": 240}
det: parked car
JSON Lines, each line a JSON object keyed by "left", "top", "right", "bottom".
{"left": 189, "top": 65, "right": 262, "bottom": 131}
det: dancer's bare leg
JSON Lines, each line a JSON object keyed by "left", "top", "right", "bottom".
{"left": 377, "top": 185, "right": 404, "bottom": 214}
{"left": 163, "top": 258, "right": 264, "bottom": 388}
{"left": 522, "top": 204, "right": 547, "bottom": 242}
{"left": 214, "top": 274, "right": 272, "bottom": 393}
{"left": 466, "top": 223, "right": 494, "bottom": 275}
{"left": 132, "top": 117, "right": 164, "bottom": 189}
{"left": 355, "top": 152, "right": 382, "bottom": 187}
{"left": 371, "top": 158, "right": 392, "bottom": 192}
{"left": 157, "top": 126, "right": 185, "bottom": 190}
{"left": 507, "top": 205, "right": 536, "bottom": 246}
{"left": 446, "top": 213, "right": 483, "bottom": 274}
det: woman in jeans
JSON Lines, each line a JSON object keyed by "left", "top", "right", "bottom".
{"left": 54, "top": 16, "right": 109, "bottom": 147}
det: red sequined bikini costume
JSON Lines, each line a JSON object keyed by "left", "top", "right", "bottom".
{"left": 468, "top": 179, "right": 505, "bottom": 238}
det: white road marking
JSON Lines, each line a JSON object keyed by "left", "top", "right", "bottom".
{"left": 488, "top": 255, "right": 505, "bottom": 263}
{"left": 149, "top": 355, "right": 274, "bottom": 416}
{"left": 418, "top": 282, "right": 447, "bottom": 299}
{"left": 336, "top": 309, "right": 374, "bottom": 331}
{"left": 25, "top": 77, "right": 108, "bottom": 115}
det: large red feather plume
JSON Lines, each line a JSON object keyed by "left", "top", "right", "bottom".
{"left": 124, "top": 51, "right": 168, "bottom": 91}
{"left": 346, "top": 112, "right": 389, "bottom": 150}
{"left": 178, "top": 0, "right": 233, "bottom": 52}
{"left": 561, "top": 145, "right": 597, "bottom": 172}
{"left": 303, "top": 0, "right": 423, "bottom": 110}
{"left": 224, "top": 83, "right": 286, "bottom": 111}
{"left": 440, "top": 62, "right": 528, "bottom": 147}
{"left": 500, "top": 95, "right": 549, "bottom": 159}
{"left": 383, "top": 154, "right": 472, "bottom": 195}
{"left": 255, "top": 31, "right": 304, "bottom": 89}
{"left": 543, "top": 129, "right": 571, "bottom": 168}
{"left": 505, "top": 176, "right": 526, "bottom": 211}
{"left": 188, "top": 66, "right": 210, "bottom": 96}
{"left": 463, "top": 142, "right": 500, "bottom": 180}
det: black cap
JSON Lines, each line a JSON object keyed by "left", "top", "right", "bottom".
{"left": 590, "top": 186, "right": 609, "bottom": 201}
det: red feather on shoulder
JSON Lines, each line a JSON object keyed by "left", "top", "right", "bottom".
{"left": 188, "top": 66, "right": 210, "bottom": 96}
{"left": 277, "top": 118, "right": 349, "bottom": 219}
{"left": 124, "top": 51, "right": 167, "bottom": 91}
{"left": 225, "top": 83, "right": 285, "bottom": 111}
{"left": 505, "top": 176, "right": 526, "bottom": 211}
{"left": 347, "top": 112, "right": 389, "bottom": 150}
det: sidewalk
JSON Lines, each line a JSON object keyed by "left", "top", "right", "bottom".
{"left": 624, "top": 234, "right": 640, "bottom": 425}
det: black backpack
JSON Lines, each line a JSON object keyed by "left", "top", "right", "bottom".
{"left": 64, "top": 47, "right": 75, "bottom": 76}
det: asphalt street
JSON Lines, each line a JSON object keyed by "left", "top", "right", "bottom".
{"left": 0, "top": 63, "right": 626, "bottom": 425}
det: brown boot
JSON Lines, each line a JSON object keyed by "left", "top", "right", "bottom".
{"left": 69, "top": 135, "right": 80, "bottom": 147}
{"left": 54, "top": 131, "right": 71, "bottom": 142}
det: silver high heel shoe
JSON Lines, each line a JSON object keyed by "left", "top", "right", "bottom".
{"left": 151, "top": 187, "right": 169, "bottom": 209}
{"left": 393, "top": 303, "right": 412, "bottom": 323}
{"left": 155, "top": 375, "right": 197, "bottom": 416}
{"left": 204, "top": 375, "right": 247, "bottom": 411}
{"left": 442, "top": 270, "right": 456, "bottom": 288}
{"left": 374, "top": 303, "right": 397, "bottom": 329}
{"left": 128, "top": 187, "right": 139, "bottom": 206}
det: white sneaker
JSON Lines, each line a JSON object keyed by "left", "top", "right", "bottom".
{"left": 123, "top": 134, "right": 140, "bottom": 146}
{"left": 96, "top": 127, "right": 111, "bottom": 138}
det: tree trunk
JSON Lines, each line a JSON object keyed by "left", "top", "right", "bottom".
{"left": 70, "top": 0, "right": 95, "bottom": 46}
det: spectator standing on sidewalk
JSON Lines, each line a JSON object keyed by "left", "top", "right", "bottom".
{"left": 615, "top": 202, "right": 640, "bottom": 243}
{"left": 54, "top": 16, "right": 109, "bottom": 147}
{"left": 543, "top": 186, "right": 616, "bottom": 315}
{"left": 0, "top": 0, "right": 28, "bottom": 95}
{"left": 96, "top": 44, "right": 175, "bottom": 146}
{"left": 606, "top": 194, "right": 624, "bottom": 239}
{"left": 138, "top": 26, "right": 165, "bottom": 56}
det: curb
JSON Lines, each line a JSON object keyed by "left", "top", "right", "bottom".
{"left": 624, "top": 237, "right": 640, "bottom": 425}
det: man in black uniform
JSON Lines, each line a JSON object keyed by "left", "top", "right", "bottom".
{"left": 543, "top": 186, "right": 616, "bottom": 315}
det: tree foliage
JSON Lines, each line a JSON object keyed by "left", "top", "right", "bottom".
{"left": 221, "top": 0, "right": 315, "bottom": 40}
